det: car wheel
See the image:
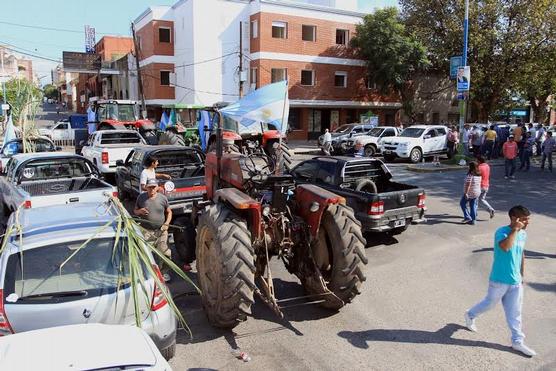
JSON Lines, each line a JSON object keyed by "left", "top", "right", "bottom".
{"left": 410, "top": 148, "right": 423, "bottom": 163}
{"left": 364, "top": 145, "right": 376, "bottom": 157}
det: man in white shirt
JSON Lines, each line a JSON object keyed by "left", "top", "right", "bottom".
{"left": 140, "top": 156, "right": 171, "bottom": 192}
{"left": 323, "top": 128, "right": 332, "bottom": 144}
{"left": 86, "top": 103, "right": 97, "bottom": 135}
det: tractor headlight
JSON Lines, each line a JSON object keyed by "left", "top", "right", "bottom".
{"left": 262, "top": 206, "right": 271, "bottom": 217}
{"left": 310, "top": 202, "right": 320, "bottom": 213}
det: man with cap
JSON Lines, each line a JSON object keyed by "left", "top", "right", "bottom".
{"left": 134, "top": 178, "right": 173, "bottom": 282}
{"left": 503, "top": 135, "right": 518, "bottom": 179}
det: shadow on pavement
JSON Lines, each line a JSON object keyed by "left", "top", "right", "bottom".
{"left": 425, "top": 213, "right": 466, "bottom": 225}
{"left": 473, "top": 247, "right": 556, "bottom": 260}
{"left": 338, "top": 323, "right": 526, "bottom": 356}
{"left": 365, "top": 233, "right": 399, "bottom": 248}
{"left": 527, "top": 282, "right": 556, "bottom": 293}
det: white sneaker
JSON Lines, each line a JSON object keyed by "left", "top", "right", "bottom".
{"left": 464, "top": 311, "right": 477, "bottom": 332}
{"left": 512, "top": 342, "right": 537, "bottom": 357}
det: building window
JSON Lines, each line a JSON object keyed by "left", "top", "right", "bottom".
{"left": 272, "top": 21, "right": 287, "bottom": 39}
{"left": 288, "top": 108, "right": 301, "bottom": 130}
{"left": 301, "top": 70, "right": 314, "bottom": 86}
{"left": 160, "top": 71, "right": 170, "bottom": 86}
{"left": 251, "top": 20, "right": 258, "bottom": 39}
{"left": 366, "top": 77, "right": 377, "bottom": 90}
{"left": 159, "top": 27, "right": 171, "bottom": 43}
{"left": 250, "top": 67, "right": 258, "bottom": 86}
{"left": 302, "top": 25, "right": 316, "bottom": 42}
{"left": 271, "top": 68, "right": 287, "bottom": 83}
{"left": 334, "top": 72, "right": 347, "bottom": 88}
{"left": 336, "top": 29, "right": 349, "bottom": 45}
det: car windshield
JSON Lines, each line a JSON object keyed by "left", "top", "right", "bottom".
{"left": 367, "top": 128, "right": 384, "bottom": 137}
{"left": 3, "top": 237, "right": 137, "bottom": 303}
{"left": 400, "top": 128, "right": 425, "bottom": 138}
{"left": 100, "top": 132, "right": 142, "bottom": 145}
{"left": 18, "top": 158, "right": 94, "bottom": 181}
{"left": 333, "top": 125, "right": 352, "bottom": 134}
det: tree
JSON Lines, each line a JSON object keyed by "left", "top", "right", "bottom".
{"left": 42, "top": 84, "right": 58, "bottom": 100}
{"left": 399, "top": 0, "right": 556, "bottom": 121}
{"left": 351, "top": 7, "right": 430, "bottom": 119}
{"left": 0, "top": 78, "right": 42, "bottom": 126}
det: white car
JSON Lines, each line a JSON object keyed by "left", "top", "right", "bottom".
{"left": 346, "top": 126, "right": 402, "bottom": 157}
{"left": 381, "top": 125, "right": 449, "bottom": 163}
{"left": 81, "top": 130, "right": 147, "bottom": 174}
{"left": 38, "top": 119, "right": 75, "bottom": 142}
{"left": 0, "top": 324, "right": 172, "bottom": 370}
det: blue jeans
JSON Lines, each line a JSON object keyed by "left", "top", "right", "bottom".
{"left": 468, "top": 281, "right": 525, "bottom": 344}
{"left": 460, "top": 196, "right": 478, "bottom": 222}
{"left": 504, "top": 158, "right": 516, "bottom": 177}
{"left": 519, "top": 151, "right": 532, "bottom": 170}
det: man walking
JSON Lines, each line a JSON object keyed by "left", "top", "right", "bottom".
{"left": 540, "top": 131, "right": 555, "bottom": 172}
{"left": 483, "top": 126, "right": 497, "bottom": 160}
{"left": 464, "top": 205, "right": 536, "bottom": 357}
{"left": 477, "top": 156, "right": 495, "bottom": 218}
{"left": 471, "top": 125, "right": 483, "bottom": 158}
{"left": 503, "top": 135, "right": 518, "bottom": 179}
{"left": 134, "top": 179, "right": 173, "bottom": 282}
{"left": 535, "top": 124, "right": 545, "bottom": 156}
{"left": 462, "top": 124, "right": 471, "bottom": 156}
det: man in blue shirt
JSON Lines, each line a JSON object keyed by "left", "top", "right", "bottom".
{"left": 464, "top": 205, "right": 536, "bottom": 357}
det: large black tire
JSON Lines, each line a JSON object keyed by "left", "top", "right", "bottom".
{"left": 116, "top": 178, "right": 129, "bottom": 200}
{"left": 409, "top": 148, "right": 423, "bottom": 163}
{"left": 173, "top": 216, "right": 196, "bottom": 263}
{"left": 311, "top": 204, "right": 368, "bottom": 308}
{"left": 196, "top": 204, "right": 256, "bottom": 328}
{"left": 142, "top": 130, "right": 159, "bottom": 145}
{"left": 267, "top": 141, "right": 293, "bottom": 173}
{"left": 364, "top": 144, "right": 376, "bottom": 157}
{"left": 355, "top": 179, "right": 378, "bottom": 193}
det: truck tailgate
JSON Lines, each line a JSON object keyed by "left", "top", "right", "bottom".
{"left": 164, "top": 176, "right": 206, "bottom": 213}
{"left": 103, "top": 146, "right": 136, "bottom": 168}
{"left": 378, "top": 182, "right": 424, "bottom": 211}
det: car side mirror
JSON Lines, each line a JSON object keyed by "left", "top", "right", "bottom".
{"left": 116, "top": 160, "right": 124, "bottom": 167}
{"left": 424, "top": 135, "right": 431, "bottom": 139}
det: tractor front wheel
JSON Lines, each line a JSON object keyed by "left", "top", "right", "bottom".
{"left": 267, "top": 141, "right": 293, "bottom": 172}
{"left": 311, "top": 204, "right": 368, "bottom": 309}
{"left": 196, "top": 204, "right": 256, "bottom": 328}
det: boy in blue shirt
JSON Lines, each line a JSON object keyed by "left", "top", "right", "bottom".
{"left": 464, "top": 205, "right": 536, "bottom": 357}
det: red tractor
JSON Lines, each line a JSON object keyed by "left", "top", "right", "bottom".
{"left": 95, "top": 100, "right": 158, "bottom": 144}
{"left": 195, "top": 114, "right": 368, "bottom": 328}
{"left": 204, "top": 111, "right": 294, "bottom": 171}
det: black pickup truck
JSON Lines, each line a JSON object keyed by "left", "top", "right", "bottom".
{"left": 115, "top": 145, "right": 206, "bottom": 262}
{"left": 290, "top": 156, "right": 426, "bottom": 235}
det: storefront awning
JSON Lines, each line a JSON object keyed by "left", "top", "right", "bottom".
{"left": 289, "top": 100, "right": 402, "bottom": 109}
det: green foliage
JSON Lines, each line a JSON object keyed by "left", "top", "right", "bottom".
{"left": 351, "top": 7, "right": 430, "bottom": 117}
{"left": 42, "top": 84, "right": 58, "bottom": 100}
{"left": 1, "top": 78, "right": 42, "bottom": 126}
{"left": 399, "top": 0, "right": 556, "bottom": 121}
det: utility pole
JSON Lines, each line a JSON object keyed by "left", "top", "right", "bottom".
{"left": 239, "top": 21, "right": 244, "bottom": 98}
{"left": 131, "top": 22, "right": 147, "bottom": 119}
{"left": 458, "top": 0, "right": 469, "bottom": 146}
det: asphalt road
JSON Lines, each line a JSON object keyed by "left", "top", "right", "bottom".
{"left": 168, "top": 158, "right": 556, "bottom": 371}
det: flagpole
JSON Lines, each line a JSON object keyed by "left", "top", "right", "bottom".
{"left": 276, "top": 80, "right": 288, "bottom": 175}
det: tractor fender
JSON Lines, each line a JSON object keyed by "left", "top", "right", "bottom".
{"left": 214, "top": 188, "right": 262, "bottom": 240}
{"left": 295, "top": 184, "right": 346, "bottom": 238}
{"left": 136, "top": 119, "right": 156, "bottom": 131}
{"left": 261, "top": 130, "right": 282, "bottom": 146}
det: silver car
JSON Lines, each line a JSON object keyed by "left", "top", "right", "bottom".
{"left": 0, "top": 203, "right": 177, "bottom": 359}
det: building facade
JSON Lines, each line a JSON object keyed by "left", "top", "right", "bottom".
{"left": 133, "top": 0, "right": 402, "bottom": 138}
{"left": 0, "top": 46, "right": 35, "bottom": 83}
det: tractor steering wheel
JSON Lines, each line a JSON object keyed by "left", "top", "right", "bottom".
{"left": 244, "top": 153, "right": 273, "bottom": 182}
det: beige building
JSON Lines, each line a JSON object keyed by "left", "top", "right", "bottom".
{"left": 0, "top": 45, "right": 35, "bottom": 83}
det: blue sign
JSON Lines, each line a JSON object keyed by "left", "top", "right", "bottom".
{"left": 511, "top": 109, "right": 527, "bottom": 117}
{"left": 450, "top": 56, "right": 463, "bottom": 79}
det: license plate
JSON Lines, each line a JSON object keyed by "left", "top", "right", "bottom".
{"left": 393, "top": 219, "right": 406, "bottom": 228}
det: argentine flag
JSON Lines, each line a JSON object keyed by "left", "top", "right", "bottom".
{"left": 220, "top": 81, "right": 289, "bottom": 134}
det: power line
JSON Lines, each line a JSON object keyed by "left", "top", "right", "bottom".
{"left": 173, "top": 52, "right": 239, "bottom": 69}
{"left": 0, "top": 44, "right": 61, "bottom": 63}
{"left": 0, "top": 20, "right": 111, "bottom": 35}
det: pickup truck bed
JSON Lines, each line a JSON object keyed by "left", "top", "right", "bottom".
{"left": 20, "top": 177, "right": 109, "bottom": 196}
{"left": 290, "top": 156, "right": 426, "bottom": 234}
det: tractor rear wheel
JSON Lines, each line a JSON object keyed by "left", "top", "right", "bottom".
{"left": 267, "top": 141, "right": 293, "bottom": 172}
{"left": 311, "top": 204, "right": 368, "bottom": 309}
{"left": 196, "top": 204, "right": 256, "bottom": 328}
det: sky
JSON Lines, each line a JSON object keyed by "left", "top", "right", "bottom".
{"left": 0, "top": 0, "right": 397, "bottom": 85}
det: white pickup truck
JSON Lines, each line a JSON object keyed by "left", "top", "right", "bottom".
{"left": 381, "top": 125, "right": 449, "bottom": 163}
{"left": 346, "top": 126, "right": 403, "bottom": 157}
{"left": 38, "top": 119, "right": 75, "bottom": 141}
{"left": 81, "top": 130, "right": 146, "bottom": 175}
{"left": 0, "top": 152, "right": 116, "bottom": 218}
